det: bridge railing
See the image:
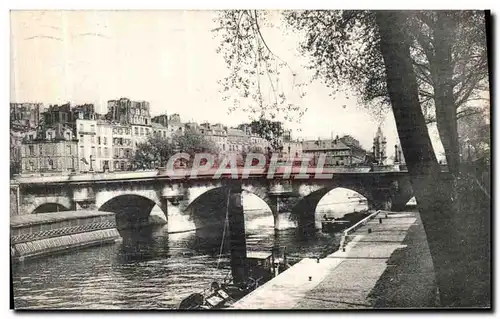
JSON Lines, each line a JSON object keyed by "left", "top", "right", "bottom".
{"left": 339, "top": 210, "right": 381, "bottom": 251}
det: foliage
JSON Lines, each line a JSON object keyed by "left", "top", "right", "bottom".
{"left": 172, "top": 128, "right": 218, "bottom": 157}
{"left": 284, "top": 10, "right": 488, "bottom": 122}
{"left": 249, "top": 118, "right": 284, "bottom": 151}
{"left": 457, "top": 109, "right": 490, "bottom": 162}
{"left": 216, "top": 10, "right": 490, "bottom": 174}
{"left": 133, "top": 135, "right": 176, "bottom": 169}
{"left": 214, "top": 10, "right": 308, "bottom": 124}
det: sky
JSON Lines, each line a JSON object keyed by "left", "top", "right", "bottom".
{"left": 10, "top": 10, "right": 446, "bottom": 158}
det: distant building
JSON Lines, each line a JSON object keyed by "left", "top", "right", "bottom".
{"left": 112, "top": 124, "right": 133, "bottom": 171}
{"left": 282, "top": 140, "right": 303, "bottom": 159}
{"left": 167, "top": 113, "right": 184, "bottom": 137}
{"left": 152, "top": 114, "right": 169, "bottom": 128}
{"left": 106, "top": 98, "right": 151, "bottom": 126}
{"left": 20, "top": 124, "right": 78, "bottom": 174}
{"left": 302, "top": 135, "right": 366, "bottom": 166}
{"left": 372, "top": 127, "right": 387, "bottom": 165}
{"left": 76, "top": 119, "right": 113, "bottom": 172}
{"left": 43, "top": 103, "right": 73, "bottom": 128}
{"left": 72, "top": 104, "right": 96, "bottom": 121}
{"left": 152, "top": 122, "right": 169, "bottom": 139}
{"left": 200, "top": 123, "right": 228, "bottom": 152}
{"left": 10, "top": 103, "right": 43, "bottom": 130}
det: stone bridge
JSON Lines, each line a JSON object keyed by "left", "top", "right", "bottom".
{"left": 11, "top": 168, "right": 416, "bottom": 231}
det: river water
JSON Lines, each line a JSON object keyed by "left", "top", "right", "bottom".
{"left": 12, "top": 201, "right": 368, "bottom": 310}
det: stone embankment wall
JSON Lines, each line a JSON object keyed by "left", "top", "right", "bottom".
{"left": 11, "top": 210, "right": 122, "bottom": 262}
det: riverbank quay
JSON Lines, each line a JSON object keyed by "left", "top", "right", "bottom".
{"left": 11, "top": 210, "right": 122, "bottom": 262}
{"left": 231, "top": 210, "right": 438, "bottom": 309}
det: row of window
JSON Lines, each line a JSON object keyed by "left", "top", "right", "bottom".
{"left": 113, "top": 147, "right": 132, "bottom": 159}
{"left": 133, "top": 126, "right": 151, "bottom": 136}
{"left": 79, "top": 145, "right": 111, "bottom": 158}
{"left": 78, "top": 124, "right": 96, "bottom": 132}
{"left": 79, "top": 135, "right": 108, "bottom": 145}
{"left": 113, "top": 138, "right": 131, "bottom": 146}
{"left": 153, "top": 130, "right": 168, "bottom": 138}
{"left": 113, "top": 127, "right": 131, "bottom": 135}
{"left": 27, "top": 145, "right": 75, "bottom": 156}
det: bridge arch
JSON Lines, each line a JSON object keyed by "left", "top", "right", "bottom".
{"left": 291, "top": 184, "right": 373, "bottom": 231}
{"left": 25, "top": 196, "right": 73, "bottom": 214}
{"left": 180, "top": 185, "right": 275, "bottom": 232}
{"left": 98, "top": 193, "right": 167, "bottom": 230}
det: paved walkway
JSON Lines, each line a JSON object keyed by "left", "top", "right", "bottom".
{"left": 231, "top": 211, "right": 437, "bottom": 309}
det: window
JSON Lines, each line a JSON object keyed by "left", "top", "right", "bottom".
{"left": 66, "top": 132, "right": 71, "bottom": 140}
{"left": 79, "top": 124, "right": 84, "bottom": 131}
{"left": 67, "top": 145, "right": 72, "bottom": 155}
{"left": 163, "top": 131, "right": 166, "bottom": 138}
{"left": 104, "top": 137, "right": 107, "bottom": 145}
{"left": 39, "top": 146, "right": 43, "bottom": 155}
{"left": 29, "top": 145, "right": 34, "bottom": 156}
{"left": 135, "top": 127, "right": 138, "bottom": 135}
{"left": 98, "top": 136, "right": 101, "bottom": 145}
{"left": 91, "top": 136, "right": 95, "bottom": 144}
{"left": 146, "top": 128, "right": 150, "bottom": 135}
{"left": 104, "top": 147, "right": 109, "bottom": 157}
{"left": 29, "top": 135, "right": 33, "bottom": 141}
{"left": 140, "top": 127, "right": 144, "bottom": 135}
{"left": 91, "top": 125, "right": 95, "bottom": 132}
{"left": 80, "top": 134, "right": 84, "bottom": 140}
{"left": 98, "top": 147, "right": 102, "bottom": 157}
{"left": 80, "top": 146, "right": 85, "bottom": 158}
{"left": 47, "top": 132, "right": 53, "bottom": 140}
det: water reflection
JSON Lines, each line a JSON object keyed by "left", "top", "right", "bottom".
{"left": 12, "top": 201, "right": 367, "bottom": 309}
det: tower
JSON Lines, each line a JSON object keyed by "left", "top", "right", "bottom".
{"left": 372, "top": 126, "right": 387, "bottom": 165}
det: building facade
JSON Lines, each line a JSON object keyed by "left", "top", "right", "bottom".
{"left": 112, "top": 124, "right": 133, "bottom": 171}
{"left": 302, "top": 136, "right": 366, "bottom": 166}
{"left": 107, "top": 98, "right": 151, "bottom": 126}
{"left": 10, "top": 103, "right": 43, "bottom": 130}
{"left": 20, "top": 125, "right": 78, "bottom": 174}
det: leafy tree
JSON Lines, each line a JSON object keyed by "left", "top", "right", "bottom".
{"left": 133, "top": 135, "right": 176, "bottom": 169}
{"left": 284, "top": 10, "right": 488, "bottom": 175}
{"left": 248, "top": 118, "right": 284, "bottom": 151}
{"left": 457, "top": 109, "right": 490, "bottom": 162}
{"left": 172, "top": 128, "right": 218, "bottom": 157}
{"left": 215, "top": 9, "right": 490, "bottom": 307}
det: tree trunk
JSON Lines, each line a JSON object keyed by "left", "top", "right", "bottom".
{"left": 432, "top": 11, "right": 461, "bottom": 176}
{"left": 375, "top": 11, "right": 487, "bottom": 307}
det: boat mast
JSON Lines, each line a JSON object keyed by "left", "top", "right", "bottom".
{"left": 226, "top": 181, "right": 248, "bottom": 285}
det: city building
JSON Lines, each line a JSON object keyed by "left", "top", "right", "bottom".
{"left": 166, "top": 113, "right": 184, "bottom": 138}
{"left": 20, "top": 124, "right": 78, "bottom": 174}
{"left": 72, "top": 104, "right": 96, "bottom": 121}
{"left": 43, "top": 103, "right": 74, "bottom": 128}
{"left": 302, "top": 136, "right": 366, "bottom": 166}
{"left": 107, "top": 98, "right": 151, "bottom": 125}
{"left": 227, "top": 128, "right": 250, "bottom": 154}
{"left": 200, "top": 123, "right": 228, "bottom": 152}
{"left": 112, "top": 123, "right": 133, "bottom": 171}
{"left": 10, "top": 103, "right": 43, "bottom": 130}
{"left": 152, "top": 114, "right": 169, "bottom": 128}
{"left": 152, "top": 122, "right": 169, "bottom": 139}
{"left": 76, "top": 119, "right": 113, "bottom": 172}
